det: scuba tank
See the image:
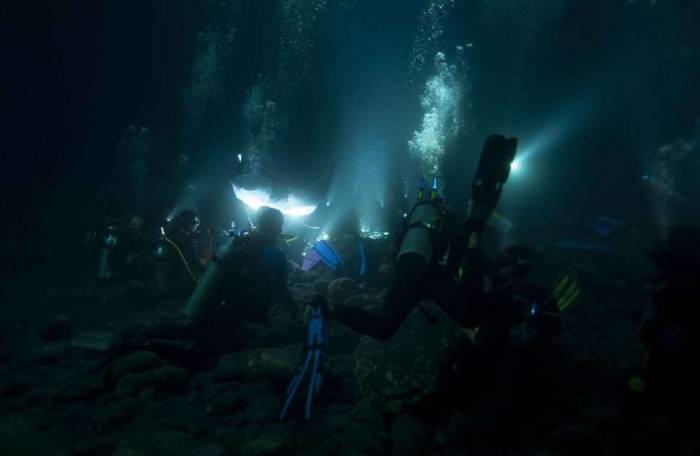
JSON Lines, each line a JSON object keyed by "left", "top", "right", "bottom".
{"left": 184, "top": 233, "right": 253, "bottom": 323}
{"left": 154, "top": 228, "right": 175, "bottom": 295}
{"left": 395, "top": 177, "right": 446, "bottom": 275}
{"left": 97, "top": 228, "right": 118, "bottom": 281}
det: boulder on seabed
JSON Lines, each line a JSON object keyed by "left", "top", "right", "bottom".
{"left": 349, "top": 301, "right": 475, "bottom": 412}
{"left": 38, "top": 315, "right": 72, "bottom": 341}
{"left": 327, "top": 278, "right": 362, "bottom": 305}
{"left": 106, "top": 350, "right": 166, "bottom": 386}
{"left": 212, "top": 345, "right": 301, "bottom": 384}
{"left": 116, "top": 366, "right": 190, "bottom": 396}
{"left": 0, "top": 416, "right": 66, "bottom": 455}
{"left": 70, "top": 331, "right": 119, "bottom": 353}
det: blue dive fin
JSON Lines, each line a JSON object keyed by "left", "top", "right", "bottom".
{"left": 358, "top": 240, "right": 367, "bottom": 276}
{"left": 313, "top": 240, "right": 344, "bottom": 272}
{"left": 280, "top": 304, "right": 327, "bottom": 420}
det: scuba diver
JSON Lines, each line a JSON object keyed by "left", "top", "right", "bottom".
{"left": 327, "top": 135, "right": 554, "bottom": 340}
{"left": 154, "top": 209, "right": 205, "bottom": 297}
{"left": 185, "top": 207, "right": 298, "bottom": 333}
{"left": 281, "top": 135, "right": 562, "bottom": 421}
{"left": 96, "top": 215, "right": 150, "bottom": 282}
{"left": 636, "top": 226, "right": 700, "bottom": 418}
{"left": 136, "top": 207, "right": 299, "bottom": 351}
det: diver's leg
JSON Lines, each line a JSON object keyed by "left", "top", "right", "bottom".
{"left": 426, "top": 274, "right": 464, "bottom": 323}
{"left": 332, "top": 267, "right": 423, "bottom": 341}
{"left": 421, "top": 260, "right": 485, "bottom": 329}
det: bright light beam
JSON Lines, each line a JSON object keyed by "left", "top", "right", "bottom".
{"left": 516, "top": 95, "right": 596, "bottom": 167}
{"left": 232, "top": 184, "right": 318, "bottom": 217}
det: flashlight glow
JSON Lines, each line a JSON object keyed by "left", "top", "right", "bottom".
{"left": 510, "top": 160, "right": 521, "bottom": 172}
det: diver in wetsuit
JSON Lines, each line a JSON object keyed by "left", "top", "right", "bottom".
{"left": 330, "top": 135, "right": 550, "bottom": 340}
{"left": 138, "top": 207, "right": 298, "bottom": 350}
{"left": 330, "top": 194, "right": 465, "bottom": 339}
{"left": 184, "top": 207, "right": 298, "bottom": 330}
{"left": 282, "top": 136, "right": 562, "bottom": 420}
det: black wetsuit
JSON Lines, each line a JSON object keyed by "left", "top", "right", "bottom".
{"left": 331, "top": 210, "right": 486, "bottom": 340}
{"left": 331, "top": 210, "right": 560, "bottom": 342}
{"left": 217, "top": 233, "right": 297, "bottom": 323}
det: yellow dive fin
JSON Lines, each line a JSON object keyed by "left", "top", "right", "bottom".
{"left": 552, "top": 275, "right": 581, "bottom": 312}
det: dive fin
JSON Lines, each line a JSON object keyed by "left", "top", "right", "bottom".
{"left": 552, "top": 275, "right": 581, "bottom": 312}
{"left": 471, "top": 135, "right": 519, "bottom": 209}
{"left": 280, "top": 300, "right": 328, "bottom": 420}
{"left": 313, "top": 240, "right": 344, "bottom": 272}
{"left": 358, "top": 240, "right": 367, "bottom": 276}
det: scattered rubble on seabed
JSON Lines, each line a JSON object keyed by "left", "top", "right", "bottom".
{"left": 0, "top": 247, "right": 693, "bottom": 455}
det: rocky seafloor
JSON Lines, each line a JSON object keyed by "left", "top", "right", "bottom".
{"left": 0, "top": 243, "right": 696, "bottom": 455}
